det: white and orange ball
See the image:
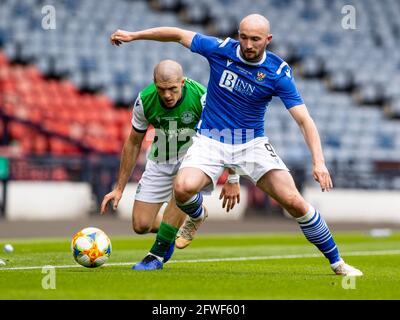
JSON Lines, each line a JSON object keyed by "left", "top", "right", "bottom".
{"left": 71, "top": 227, "right": 112, "bottom": 268}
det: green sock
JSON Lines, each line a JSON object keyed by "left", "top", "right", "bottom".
{"left": 150, "top": 222, "right": 179, "bottom": 258}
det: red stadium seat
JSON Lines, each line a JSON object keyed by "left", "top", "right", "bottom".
{"left": 52, "top": 167, "right": 69, "bottom": 181}
{"left": 1, "top": 58, "right": 126, "bottom": 157}
{"left": 9, "top": 122, "right": 28, "bottom": 140}
{"left": 95, "top": 94, "right": 113, "bottom": 109}
{"left": 25, "top": 66, "right": 42, "bottom": 81}
{"left": 49, "top": 138, "right": 66, "bottom": 156}
{"left": 33, "top": 135, "right": 48, "bottom": 155}
{"left": 0, "top": 52, "right": 8, "bottom": 65}
{"left": 20, "top": 138, "right": 33, "bottom": 155}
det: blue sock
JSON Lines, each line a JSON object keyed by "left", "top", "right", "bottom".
{"left": 296, "top": 206, "right": 341, "bottom": 265}
{"left": 176, "top": 193, "right": 204, "bottom": 221}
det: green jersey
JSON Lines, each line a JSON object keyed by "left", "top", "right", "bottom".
{"left": 131, "top": 78, "right": 206, "bottom": 162}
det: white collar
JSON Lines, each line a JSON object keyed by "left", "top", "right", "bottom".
{"left": 236, "top": 45, "right": 266, "bottom": 65}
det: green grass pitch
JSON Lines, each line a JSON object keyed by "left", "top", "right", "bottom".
{"left": 0, "top": 232, "right": 399, "bottom": 300}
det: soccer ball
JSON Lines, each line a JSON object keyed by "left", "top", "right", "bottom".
{"left": 71, "top": 227, "right": 112, "bottom": 268}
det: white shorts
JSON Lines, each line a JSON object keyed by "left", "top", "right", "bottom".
{"left": 134, "top": 158, "right": 182, "bottom": 203}
{"left": 180, "top": 134, "right": 289, "bottom": 189}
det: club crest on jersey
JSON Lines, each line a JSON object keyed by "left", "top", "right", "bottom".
{"left": 256, "top": 71, "right": 266, "bottom": 82}
{"left": 181, "top": 111, "right": 195, "bottom": 124}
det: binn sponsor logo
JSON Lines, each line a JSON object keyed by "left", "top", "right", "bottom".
{"left": 219, "top": 70, "right": 255, "bottom": 96}
{"left": 219, "top": 70, "right": 237, "bottom": 92}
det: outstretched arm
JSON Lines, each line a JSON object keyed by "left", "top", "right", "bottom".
{"left": 289, "top": 104, "right": 333, "bottom": 192}
{"left": 110, "top": 27, "right": 196, "bottom": 48}
{"left": 100, "top": 128, "right": 146, "bottom": 214}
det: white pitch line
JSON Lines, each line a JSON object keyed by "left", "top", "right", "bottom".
{"left": 1, "top": 249, "right": 400, "bottom": 271}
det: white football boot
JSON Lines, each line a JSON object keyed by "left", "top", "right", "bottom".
{"left": 332, "top": 260, "right": 363, "bottom": 276}
{"left": 176, "top": 206, "right": 208, "bottom": 249}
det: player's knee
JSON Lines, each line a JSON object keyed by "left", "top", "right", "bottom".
{"left": 284, "top": 193, "right": 306, "bottom": 216}
{"left": 174, "top": 179, "right": 197, "bottom": 204}
{"left": 132, "top": 220, "right": 151, "bottom": 234}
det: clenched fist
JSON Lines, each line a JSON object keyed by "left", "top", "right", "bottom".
{"left": 110, "top": 29, "right": 134, "bottom": 46}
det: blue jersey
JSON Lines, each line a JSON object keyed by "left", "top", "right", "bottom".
{"left": 190, "top": 33, "right": 304, "bottom": 144}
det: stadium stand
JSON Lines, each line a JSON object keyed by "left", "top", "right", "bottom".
{"left": 1, "top": 0, "right": 399, "bottom": 215}
{"left": 0, "top": 52, "right": 131, "bottom": 155}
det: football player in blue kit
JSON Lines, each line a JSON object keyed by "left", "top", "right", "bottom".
{"left": 110, "top": 14, "right": 362, "bottom": 276}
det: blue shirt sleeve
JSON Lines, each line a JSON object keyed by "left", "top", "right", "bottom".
{"left": 190, "top": 33, "right": 223, "bottom": 58}
{"left": 275, "top": 67, "right": 304, "bottom": 109}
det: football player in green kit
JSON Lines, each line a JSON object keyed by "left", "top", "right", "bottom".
{"left": 101, "top": 60, "right": 240, "bottom": 268}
